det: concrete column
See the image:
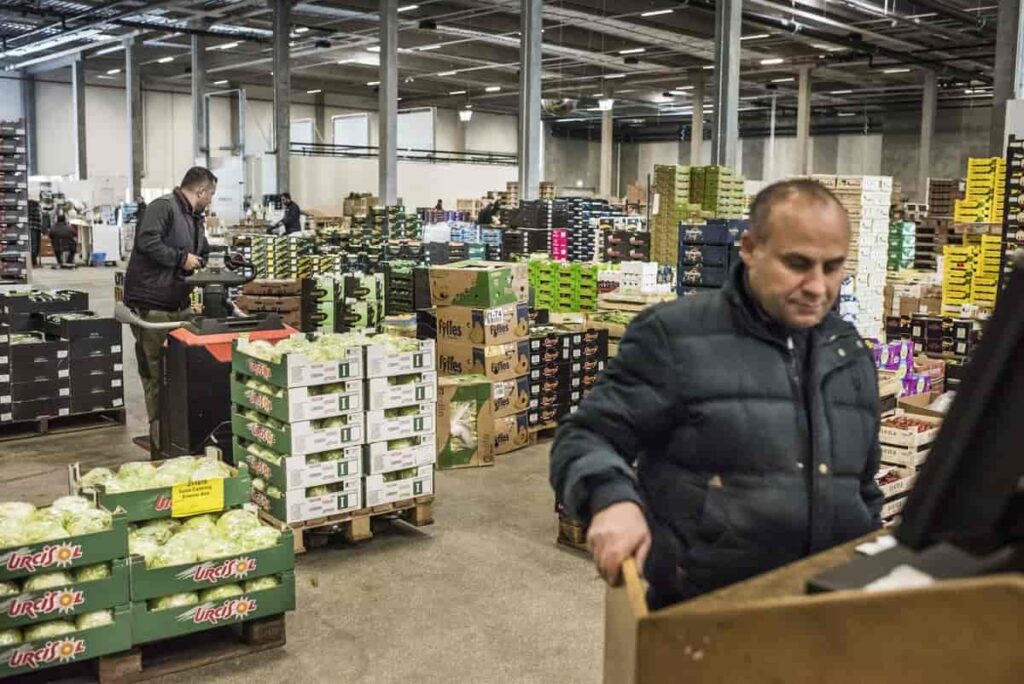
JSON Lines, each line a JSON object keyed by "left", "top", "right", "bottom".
{"left": 600, "top": 108, "right": 613, "bottom": 198}
{"left": 690, "top": 70, "right": 704, "bottom": 166}
{"left": 191, "top": 30, "right": 207, "bottom": 167}
{"left": 314, "top": 91, "right": 327, "bottom": 143}
{"left": 518, "top": 0, "right": 542, "bottom": 201}
{"left": 918, "top": 71, "right": 937, "bottom": 203}
{"left": 379, "top": 0, "right": 398, "bottom": 204}
{"left": 20, "top": 74, "right": 36, "bottom": 175}
{"left": 767, "top": 93, "right": 777, "bottom": 182}
{"left": 710, "top": 0, "right": 741, "bottom": 168}
{"left": 71, "top": 57, "right": 87, "bottom": 180}
{"left": 272, "top": 0, "right": 291, "bottom": 194}
{"left": 229, "top": 91, "right": 241, "bottom": 155}
{"left": 990, "top": 0, "right": 1023, "bottom": 154}
{"left": 125, "top": 38, "right": 144, "bottom": 201}
{"left": 796, "top": 66, "right": 811, "bottom": 175}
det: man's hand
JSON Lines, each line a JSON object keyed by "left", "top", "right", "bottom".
{"left": 182, "top": 253, "right": 202, "bottom": 271}
{"left": 587, "top": 501, "right": 651, "bottom": 586}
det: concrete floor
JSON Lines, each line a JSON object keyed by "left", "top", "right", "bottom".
{"left": 0, "top": 265, "right": 602, "bottom": 684}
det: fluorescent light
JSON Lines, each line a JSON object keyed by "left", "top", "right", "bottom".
{"left": 418, "top": 44, "right": 442, "bottom": 51}
{"left": 397, "top": 4, "right": 419, "bottom": 11}
{"left": 295, "top": 27, "right": 309, "bottom": 34}
{"left": 771, "top": 77, "right": 795, "bottom": 83}
{"left": 157, "top": 56, "right": 174, "bottom": 63}
{"left": 366, "top": 46, "right": 380, "bottom": 53}
{"left": 838, "top": 112, "right": 856, "bottom": 117}
{"left": 812, "top": 43, "right": 844, "bottom": 52}
{"left": 604, "top": 73, "right": 626, "bottom": 79}
{"left": 214, "top": 80, "right": 229, "bottom": 85}
{"left": 741, "top": 33, "right": 771, "bottom": 41}
{"left": 215, "top": 42, "right": 239, "bottom": 50}
{"left": 485, "top": 86, "right": 501, "bottom": 92}
{"left": 598, "top": 98, "right": 614, "bottom": 111}
{"left": 616, "top": 89, "right": 637, "bottom": 93}
{"left": 106, "top": 68, "right": 121, "bottom": 75}
{"left": 883, "top": 67, "right": 911, "bottom": 74}
{"left": 448, "top": 90, "right": 467, "bottom": 95}
{"left": 437, "top": 70, "right": 458, "bottom": 77}
{"left": 674, "top": 85, "right": 694, "bottom": 91}
{"left": 366, "top": 81, "right": 380, "bottom": 86}
{"left": 702, "top": 65, "right": 715, "bottom": 70}
{"left": 459, "top": 109, "right": 473, "bottom": 122}
{"left": 760, "top": 57, "right": 784, "bottom": 65}
{"left": 94, "top": 45, "right": 123, "bottom": 56}
{"left": 640, "top": 9, "right": 674, "bottom": 17}
{"left": 557, "top": 118, "right": 586, "bottom": 123}
{"left": 618, "top": 48, "right": 646, "bottom": 55}
{"left": 307, "top": 89, "right": 322, "bottom": 94}
{"left": 964, "top": 89, "right": 974, "bottom": 94}
{"left": 830, "top": 89, "right": 853, "bottom": 94}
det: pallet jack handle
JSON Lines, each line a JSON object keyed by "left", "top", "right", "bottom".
{"left": 113, "top": 301, "right": 188, "bottom": 330}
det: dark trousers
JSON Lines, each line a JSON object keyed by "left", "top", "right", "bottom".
{"left": 52, "top": 235, "right": 76, "bottom": 265}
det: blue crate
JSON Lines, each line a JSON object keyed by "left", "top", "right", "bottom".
{"left": 679, "top": 244, "right": 729, "bottom": 267}
{"left": 679, "top": 221, "right": 731, "bottom": 246}
{"left": 677, "top": 263, "right": 727, "bottom": 287}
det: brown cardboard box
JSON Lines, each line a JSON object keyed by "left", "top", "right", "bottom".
{"left": 436, "top": 303, "right": 530, "bottom": 345}
{"left": 428, "top": 261, "right": 529, "bottom": 308}
{"left": 493, "top": 410, "right": 531, "bottom": 455}
{"left": 436, "top": 339, "right": 531, "bottom": 381}
{"left": 491, "top": 376, "right": 531, "bottom": 417}
{"left": 436, "top": 375, "right": 494, "bottom": 469}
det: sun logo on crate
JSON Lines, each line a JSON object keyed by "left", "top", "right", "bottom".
{"left": 1, "top": 543, "right": 83, "bottom": 573}
{"left": 4, "top": 637, "right": 86, "bottom": 669}
{"left": 180, "top": 597, "right": 258, "bottom": 625}
{"left": 179, "top": 557, "right": 258, "bottom": 584}
{"left": 248, "top": 424, "right": 275, "bottom": 445}
{"left": 5, "top": 588, "right": 85, "bottom": 620}
{"left": 245, "top": 390, "right": 273, "bottom": 413}
{"left": 246, "top": 456, "right": 272, "bottom": 479}
{"left": 247, "top": 359, "right": 272, "bottom": 379}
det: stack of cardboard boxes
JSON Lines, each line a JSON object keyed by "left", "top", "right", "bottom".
{"left": 697, "top": 166, "right": 746, "bottom": 219}
{"left": 954, "top": 157, "right": 1005, "bottom": 224}
{"left": 651, "top": 165, "right": 701, "bottom": 267}
{"left": 1001, "top": 137, "right": 1024, "bottom": 290}
{"left": 926, "top": 178, "right": 961, "bottom": 217}
{"left": 526, "top": 325, "right": 608, "bottom": 431}
{"left": 528, "top": 259, "right": 599, "bottom": 313}
{"left": 432, "top": 261, "right": 533, "bottom": 460}
{"left": 887, "top": 220, "right": 916, "bottom": 271}
{"left": 877, "top": 405, "right": 942, "bottom": 523}
{"left": 676, "top": 219, "right": 746, "bottom": 295}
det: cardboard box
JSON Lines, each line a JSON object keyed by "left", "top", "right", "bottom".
{"left": 436, "top": 375, "right": 494, "bottom": 469}
{"left": 428, "top": 261, "right": 528, "bottom": 308}
{"left": 364, "top": 434, "right": 437, "bottom": 475}
{"left": 436, "top": 302, "right": 530, "bottom": 345}
{"left": 363, "top": 337, "right": 435, "bottom": 378}
{"left": 251, "top": 477, "right": 362, "bottom": 524}
{"left": 437, "top": 339, "right": 531, "bottom": 381}
{"left": 231, "top": 376, "right": 362, "bottom": 422}
{"left": 879, "top": 409, "right": 941, "bottom": 448}
{"left": 232, "top": 408, "right": 364, "bottom": 456}
{"left": 880, "top": 494, "right": 908, "bottom": 520}
{"left": 237, "top": 437, "right": 361, "bottom": 489}
{"left": 490, "top": 375, "right": 530, "bottom": 417}
{"left": 234, "top": 336, "right": 363, "bottom": 389}
{"left": 364, "top": 465, "right": 434, "bottom": 507}
{"left": 364, "top": 403, "right": 435, "bottom": 443}
{"left": 366, "top": 371, "right": 437, "bottom": 410}
{"left": 875, "top": 465, "right": 918, "bottom": 500}
{"left": 493, "top": 410, "right": 531, "bottom": 455}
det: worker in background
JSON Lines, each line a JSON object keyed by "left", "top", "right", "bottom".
{"left": 477, "top": 199, "right": 502, "bottom": 226}
{"left": 123, "top": 166, "right": 216, "bottom": 450}
{"left": 434, "top": 199, "right": 444, "bottom": 211}
{"left": 552, "top": 179, "right": 883, "bottom": 608}
{"left": 49, "top": 214, "right": 75, "bottom": 268}
{"left": 272, "top": 192, "right": 302, "bottom": 234}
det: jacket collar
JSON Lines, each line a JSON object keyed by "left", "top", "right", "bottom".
{"left": 722, "top": 261, "right": 851, "bottom": 349}
{"left": 173, "top": 187, "right": 200, "bottom": 218}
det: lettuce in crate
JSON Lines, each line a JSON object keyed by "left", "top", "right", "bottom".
{"left": 75, "top": 610, "right": 113, "bottom": 630}
{"left": 0, "top": 629, "right": 21, "bottom": 646}
{"left": 23, "top": 620, "right": 76, "bottom": 641}
{"left": 148, "top": 592, "right": 199, "bottom": 612}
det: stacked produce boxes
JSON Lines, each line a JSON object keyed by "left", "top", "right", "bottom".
{"left": 529, "top": 259, "right": 599, "bottom": 313}
{"left": 526, "top": 325, "right": 608, "bottom": 432}
{"left": 877, "top": 408, "right": 941, "bottom": 523}
{"left": 968, "top": 234, "right": 1001, "bottom": 311}
{"left": 436, "top": 375, "right": 495, "bottom": 469}
{"left": 820, "top": 175, "right": 892, "bottom": 340}
{"left": 0, "top": 120, "right": 28, "bottom": 284}
{"left": 676, "top": 219, "right": 747, "bottom": 296}
{"left": 926, "top": 178, "right": 960, "bottom": 217}
{"left": 74, "top": 453, "right": 295, "bottom": 647}
{"left": 1000, "top": 137, "right": 1024, "bottom": 291}
{"left": 699, "top": 166, "right": 746, "bottom": 219}
{"left": 431, "top": 261, "right": 532, "bottom": 455}
{"left": 600, "top": 227, "right": 651, "bottom": 263}
{"left": 42, "top": 312, "right": 123, "bottom": 415}
{"left": 887, "top": 220, "right": 916, "bottom": 271}
{"left": 651, "top": 165, "right": 692, "bottom": 267}
{"left": 0, "top": 495, "right": 130, "bottom": 679}
{"left": 955, "top": 157, "right": 1005, "bottom": 224}
{"left": 913, "top": 216, "right": 953, "bottom": 271}
{"left": 941, "top": 244, "right": 974, "bottom": 315}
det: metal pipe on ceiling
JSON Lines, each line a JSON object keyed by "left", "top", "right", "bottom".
{"left": 902, "top": 0, "right": 994, "bottom": 36}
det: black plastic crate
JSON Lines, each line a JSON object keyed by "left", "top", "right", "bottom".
{"left": 70, "top": 388, "right": 124, "bottom": 415}
{"left": 70, "top": 352, "right": 124, "bottom": 377}
{"left": 40, "top": 311, "right": 120, "bottom": 341}
{"left": 1, "top": 396, "right": 71, "bottom": 423}
{"left": 2, "top": 378, "right": 69, "bottom": 403}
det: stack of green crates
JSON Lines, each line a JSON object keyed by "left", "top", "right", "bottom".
{"left": 529, "top": 260, "right": 599, "bottom": 312}
{"left": 701, "top": 166, "right": 746, "bottom": 219}
{"left": 888, "top": 220, "right": 916, "bottom": 271}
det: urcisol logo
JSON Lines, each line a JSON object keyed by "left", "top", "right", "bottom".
{"left": 248, "top": 423, "right": 275, "bottom": 446}
{"left": 4, "top": 589, "right": 84, "bottom": 619}
{"left": 4, "top": 638, "right": 86, "bottom": 670}
{"left": 247, "top": 456, "right": 271, "bottom": 478}
{"left": 245, "top": 390, "right": 273, "bottom": 413}
{"left": 246, "top": 359, "right": 272, "bottom": 380}
{"left": 180, "top": 597, "right": 258, "bottom": 626}
{"left": 1, "top": 544, "right": 83, "bottom": 573}
{"left": 154, "top": 494, "right": 172, "bottom": 512}
{"left": 178, "top": 557, "right": 257, "bottom": 584}
{"left": 251, "top": 489, "right": 271, "bottom": 511}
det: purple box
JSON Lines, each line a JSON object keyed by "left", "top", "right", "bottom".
{"left": 877, "top": 340, "right": 915, "bottom": 371}
{"left": 901, "top": 373, "right": 932, "bottom": 397}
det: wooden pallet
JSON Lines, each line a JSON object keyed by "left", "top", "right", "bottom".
{"left": 0, "top": 408, "right": 125, "bottom": 442}
{"left": 261, "top": 496, "right": 435, "bottom": 554}
{"left": 17, "top": 615, "right": 285, "bottom": 684}
{"left": 556, "top": 513, "right": 588, "bottom": 553}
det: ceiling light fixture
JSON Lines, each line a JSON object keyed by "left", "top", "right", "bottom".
{"left": 366, "top": 46, "right": 380, "bottom": 53}
{"left": 830, "top": 89, "right": 853, "bottom": 94}
{"left": 418, "top": 44, "right": 442, "bottom": 51}
{"left": 397, "top": 4, "right": 419, "bottom": 12}
{"left": 367, "top": 80, "right": 380, "bottom": 86}
{"left": 214, "top": 80, "right": 228, "bottom": 85}
{"left": 94, "top": 45, "right": 123, "bottom": 56}
{"left": 449, "top": 90, "right": 467, "bottom": 95}
{"left": 771, "top": 77, "right": 795, "bottom": 83}
{"left": 760, "top": 57, "right": 784, "bottom": 65}
{"left": 106, "top": 68, "right": 121, "bottom": 75}
{"left": 459, "top": 109, "right": 473, "bottom": 122}
{"left": 437, "top": 70, "right": 458, "bottom": 77}
{"left": 838, "top": 112, "right": 856, "bottom": 117}
{"left": 295, "top": 27, "right": 309, "bottom": 34}
{"left": 812, "top": 43, "right": 844, "bottom": 52}
{"left": 157, "top": 56, "right": 174, "bottom": 63}
{"left": 485, "top": 85, "right": 501, "bottom": 92}
{"left": 307, "top": 89, "right": 322, "bottom": 94}
{"left": 604, "top": 73, "right": 626, "bottom": 79}
{"left": 217, "top": 42, "right": 239, "bottom": 50}
{"left": 640, "top": 9, "right": 674, "bottom": 17}
{"left": 702, "top": 65, "right": 715, "bottom": 70}
{"left": 598, "top": 98, "right": 614, "bottom": 111}
{"left": 883, "top": 67, "right": 911, "bottom": 74}
{"left": 674, "top": 85, "right": 694, "bottom": 90}
{"left": 618, "top": 48, "right": 646, "bottom": 55}
{"left": 742, "top": 33, "right": 771, "bottom": 40}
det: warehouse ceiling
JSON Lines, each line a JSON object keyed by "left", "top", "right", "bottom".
{"left": 0, "top": 0, "right": 1002, "bottom": 140}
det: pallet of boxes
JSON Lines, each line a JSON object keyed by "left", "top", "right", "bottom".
{"left": 431, "top": 261, "right": 534, "bottom": 460}
{"left": 231, "top": 332, "right": 435, "bottom": 550}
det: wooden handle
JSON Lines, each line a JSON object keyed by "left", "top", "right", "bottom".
{"left": 620, "top": 558, "right": 649, "bottom": 617}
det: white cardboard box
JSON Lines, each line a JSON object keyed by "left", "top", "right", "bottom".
{"left": 366, "top": 372, "right": 438, "bottom": 410}
{"left": 364, "top": 465, "right": 434, "bottom": 507}
{"left": 364, "top": 339, "right": 436, "bottom": 378}
{"left": 881, "top": 495, "right": 908, "bottom": 520}
{"left": 251, "top": 475, "right": 362, "bottom": 523}
{"left": 875, "top": 466, "right": 918, "bottom": 500}
{"left": 364, "top": 403, "right": 436, "bottom": 443}
{"left": 881, "top": 442, "right": 930, "bottom": 468}
{"left": 244, "top": 443, "right": 362, "bottom": 489}
{"left": 879, "top": 409, "right": 941, "bottom": 448}
{"left": 364, "top": 435, "right": 437, "bottom": 475}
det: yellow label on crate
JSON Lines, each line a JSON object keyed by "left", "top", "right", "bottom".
{"left": 171, "top": 479, "right": 225, "bottom": 517}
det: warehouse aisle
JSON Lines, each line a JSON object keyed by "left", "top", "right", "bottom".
{"left": 0, "top": 267, "right": 602, "bottom": 684}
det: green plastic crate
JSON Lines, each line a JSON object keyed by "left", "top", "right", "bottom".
{"left": 0, "top": 558, "right": 129, "bottom": 629}
{"left": 0, "top": 512, "right": 128, "bottom": 582}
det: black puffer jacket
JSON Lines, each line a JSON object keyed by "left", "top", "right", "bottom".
{"left": 124, "top": 189, "right": 209, "bottom": 312}
{"left": 551, "top": 263, "right": 884, "bottom": 606}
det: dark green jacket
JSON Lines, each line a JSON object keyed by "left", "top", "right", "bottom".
{"left": 551, "top": 263, "right": 883, "bottom": 606}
